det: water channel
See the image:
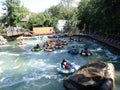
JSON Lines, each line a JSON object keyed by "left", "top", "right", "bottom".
{"left": 0, "top": 36, "right": 120, "bottom": 90}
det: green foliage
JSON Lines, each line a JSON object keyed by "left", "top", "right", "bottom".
{"left": 27, "top": 4, "right": 78, "bottom": 32}
{"left": 77, "top": 0, "right": 120, "bottom": 35}
{"left": 27, "top": 12, "right": 58, "bottom": 30}
{"left": 0, "top": 29, "right": 7, "bottom": 34}
{"left": 1, "top": 0, "right": 29, "bottom": 27}
{"left": 0, "top": 0, "right": 79, "bottom": 33}
{"left": 61, "top": 0, "right": 75, "bottom": 9}
{"left": 48, "top": 5, "right": 78, "bottom": 32}
{"left": 63, "top": 7, "right": 78, "bottom": 32}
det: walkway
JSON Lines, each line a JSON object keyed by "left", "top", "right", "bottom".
{"left": 7, "top": 31, "right": 23, "bottom": 36}
{"left": 6, "top": 29, "right": 33, "bottom": 37}
{"left": 88, "top": 34, "right": 120, "bottom": 50}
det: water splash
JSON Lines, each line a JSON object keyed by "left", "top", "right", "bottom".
{"left": 0, "top": 52, "right": 20, "bottom": 56}
{"left": 27, "top": 60, "right": 56, "bottom": 70}
{"left": 90, "top": 47, "right": 103, "bottom": 52}
{"left": 0, "top": 68, "right": 3, "bottom": 73}
{"left": 53, "top": 50, "right": 67, "bottom": 54}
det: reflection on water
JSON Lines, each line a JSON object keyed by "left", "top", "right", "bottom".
{"left": 0, "top": 37, "right": 120, "bottom": 90}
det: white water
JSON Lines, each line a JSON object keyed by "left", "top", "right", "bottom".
{"left": 0, "top": 37, "right": 119, "bottom": 90}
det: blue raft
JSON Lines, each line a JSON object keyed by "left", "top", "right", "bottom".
{"left": 57, "top": 63, "right": 76, "bottom": 75}
{"left": 68, "top": 49, "right": 79, "bottom": 55}
{"left": 80, "top": 52, "right": 92, "bottom": 56}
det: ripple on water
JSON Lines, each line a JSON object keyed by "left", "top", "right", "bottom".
{"left": 0, "top": 52, "right": 20, "bottom": 56}
{"left": 26, "top": 60, "right": 57, "bottom": 71}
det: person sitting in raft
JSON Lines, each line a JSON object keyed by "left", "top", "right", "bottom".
{"left": 83, "top": 48, "right": 88, "bottom": 53}
{"left": 33, "top": 44, "right": 40, "bottom": 49}
{"left": 72, "top": 46, "right": 76, "bottom": 49}
{"left": 46, "top": 45, "right": 53, "bottom": 49}
{"left": 61, "top": 59, "right": 70, "bottom": 69}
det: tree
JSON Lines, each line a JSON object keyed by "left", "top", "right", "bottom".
{"left": 47, "top": 4, "right": 78, "bottom": 32}
{"left": 60, "top": 0, "right": 75, "bottom": 9}
{"left": 47, "top": 5, "right": 61, "bottom": 18}
{"left": 63, "top": 7, "right": 78, "bottom": 32}
{"left": 77, "top": 0, "right": 120, "bottom": 38}
{"left": 1, "top": 0, "right": 29, "bottom": 26}
{"left": 27, "top": 12, "right": 58, "bottom": 30}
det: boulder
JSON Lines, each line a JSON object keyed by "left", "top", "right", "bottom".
{"left": 63, "top": 62, "right": 114, "bottom": 90}
{"left": 0, "top": 35, "right": 7, "bottom": 45}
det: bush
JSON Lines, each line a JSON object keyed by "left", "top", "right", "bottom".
{"left": 0, "top": 29, "right": 7, "bottom": 34}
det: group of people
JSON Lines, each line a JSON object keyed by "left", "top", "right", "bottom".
{"left": 69, "top": 37, "right": 82, "bottom": 42}
{"left": 43, "top": 39, "right": 67, "bottom": 51}
{"left": 43, "top": 40, "right": 56, "bottom": 50}
{"left": 33, "top": 44, "right": 71, "bottom": 69}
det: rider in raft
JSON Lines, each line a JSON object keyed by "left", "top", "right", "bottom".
{"left": 33, "top": 44, "right": 40, "bottom": 49}
{"left": 61, "top": 59, "right": 70, "bottom": 69}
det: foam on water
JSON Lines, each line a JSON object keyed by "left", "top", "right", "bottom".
{"left": 0, "top": 61, "right": 4, "bottom": 65}
{"left": 24, "top": 40, "right": 40, "bottom": 45}
{"left": 59, "top": 50, "right": 67, "bottom": 53}
{"left": 53, "top": 50, "right": 67, "bottom": 54}
{"left": 21, "top": 51, "right": 33, "bottom": 55}
{"left": 37, "top": 82, "right": 51, "bottom": 88}
{"left": 74, "top": 65, "right": 81, "bottom": 70}
{"left": 31, "top": 82, "right": 51, "bottom": 89}
{"left": 27, "top": 60, "right": 56, "bottom": 70}
{"left": 0, "top": 77, "right": 5, "bottom": 82}
{"left": 0, "top": 52, "right": 19, "bottom": 56}
{"left": 104, "top": 49, "right": 119, "bottom": 60}
{"left": 0, "top": 71, "right": 57, "bottom": 89}
{"left": 90, "top": 47, "right": 103, "bottom": 52}
{"left": 14, "top": 58, "right": 19, "bottom": 63}
{"left": 22, "top": 72, "right": 58, "bottom": 85}
{"left": 27, "top": 60, "right": 45, "bottom": 67}
{"left": 0, "top": 45, "right": 11, "bottom": 47}
{"left": 21, "top": 49, "right": 44, "bottom": 55}
{"left": 0, "top": 59, "right": 59, "bottom": 88}
{"left": 109, "top": 60, "right": 120, "bottom": 63}
{"left": 0, "top": 78, "right": 24, "bottom": 88}
{"left": 0, "top": 68, "right": 3, "bottom": 73}
{"left": 13, "top": 65, "right": 20, "bottom": 69}
{"left": 57, "top": 76, "right": 67, "bottom": 82}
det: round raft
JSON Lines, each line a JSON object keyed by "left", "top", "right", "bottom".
{"left": 44, "top": 48, "right": 55, "bottom": 52}
{"left": 55, "top": 45, "right": 63, "bottom": 49}
{"left": 68, "top": 49, "right": 79, "bottom": 55}
{"left": 62, "top": 42, "right": 68, "bottom": 45}
{"left": 80, "top": 52, "right": 92, "bottom": 56}
{"left": 57, "top": 63, "right": 76, "bottom": 75}
{"left": 54, "top": 35, "right": 60, "bottom": 38}
{"left": 31, "top": 48, "right": 41, "bottom": 52}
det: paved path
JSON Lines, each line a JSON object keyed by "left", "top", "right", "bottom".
{"left": 88, "top": 35, "right": 120, "bottom": 50}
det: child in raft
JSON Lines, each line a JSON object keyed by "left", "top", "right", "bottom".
{"left": 61, "top": 59, "right": 70, "bottom": 69}
{"left": 83, "top": 48, "right": 88, "bottom": 53}
{"left": 33, "top": 44, "right": 40, "bottom": 49}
